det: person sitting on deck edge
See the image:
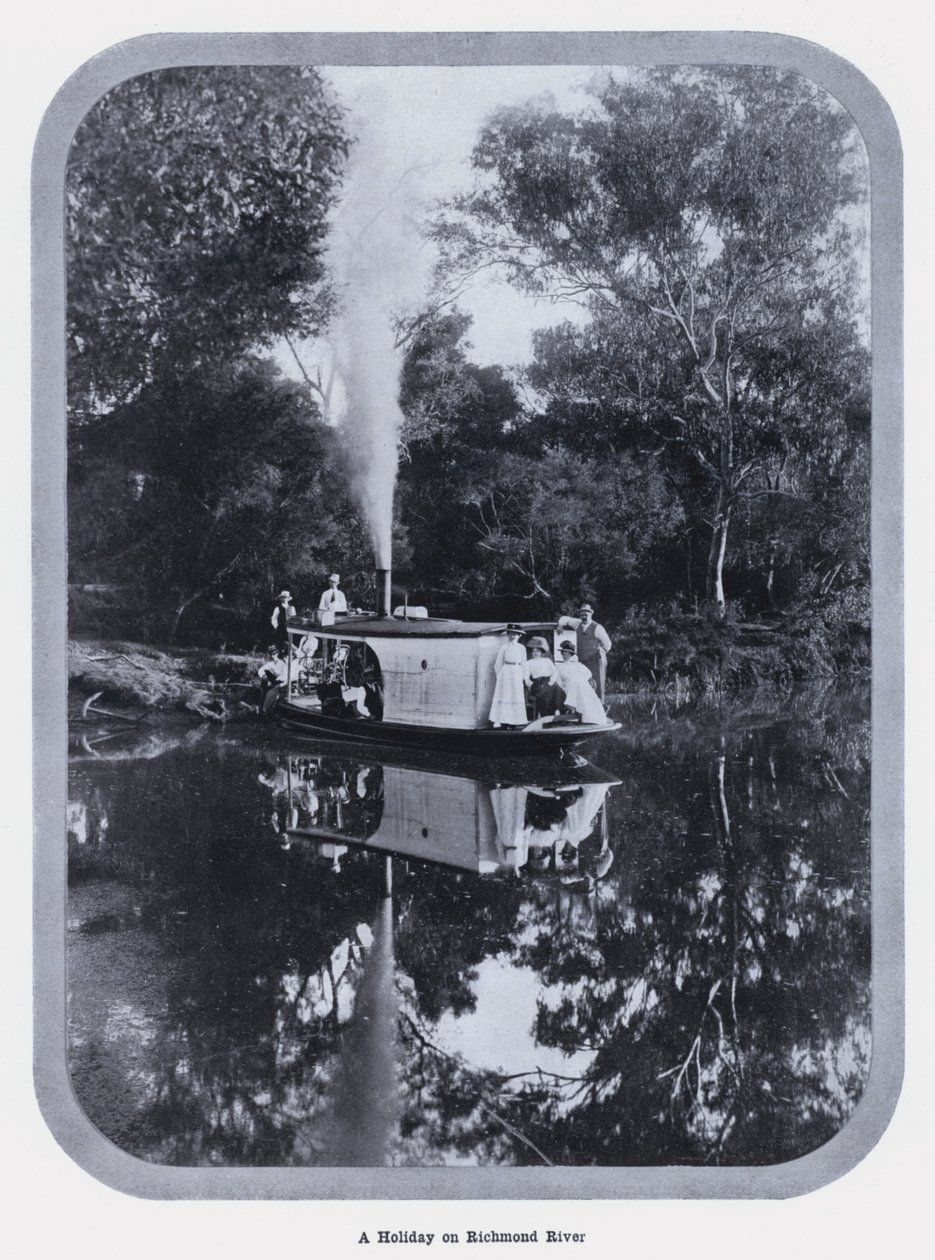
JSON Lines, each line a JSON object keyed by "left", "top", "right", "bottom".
{"left": 556, "top": 642, "right": 610, "bottom": 725}
{"left": 524, "top": 636, "right": 566, "bottom": 719}
{"left": 257, "top": 644, "right": 289, "bottom": 715}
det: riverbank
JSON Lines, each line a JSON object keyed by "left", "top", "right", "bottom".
{"left": 69, "top": 600, "right": 870, "bottom": 724}
{"left": 605, "top": 601, "right": 870, "bottom": 696}
{"left": 68, "top": 638, "right": 261, "bottom": 722}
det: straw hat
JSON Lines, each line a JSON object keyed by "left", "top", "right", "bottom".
{"left": 527, "top": 636, "right": 550, "bottom": 653}
{"left": 278, "top": 589, "right": 292, "bottom": 599}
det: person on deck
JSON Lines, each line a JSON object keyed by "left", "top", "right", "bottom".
{"left": 523, "top": 637, "right": 566, "bottom": 719}
{"left": 558, "top": 604, "right": 612, "bottom": 701}
{"left": 257, "top": 645, "right": 289, "bottom": 715}
{"left": 489, "top": 624, "right": 528, "bottom": 728}
{"left": 270, "top": 589, "right": 295, "bottom": 645}
{"left": 318, "top": 573, "right": 347, "bottom": 622}
{"left": 556, "top": 643, "right": 610, "bottom": 725}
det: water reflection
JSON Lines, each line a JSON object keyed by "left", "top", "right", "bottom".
{"left": 66, "top": 687, "right": 871, "bottom": 1167}
{"left": 274, "top": 755, "right": 616, "bottom": 885}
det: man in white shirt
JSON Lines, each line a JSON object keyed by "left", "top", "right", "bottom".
{"left": 318, "top": 573, "right": 348, "bottom": 624}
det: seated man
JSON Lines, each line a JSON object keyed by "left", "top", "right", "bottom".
{"left": 257, "top": 645, "right": 289, "bottom": 715}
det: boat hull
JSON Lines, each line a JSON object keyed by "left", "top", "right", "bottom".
{"left": 274, "top": 698, "right": 618, "bottom": 757}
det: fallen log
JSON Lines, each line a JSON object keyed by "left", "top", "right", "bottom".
{"left": 80, "top": 691, "right": 150, "bottom": 724}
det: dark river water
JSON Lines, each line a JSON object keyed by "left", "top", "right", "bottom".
{"left": 66, "top": 685, "right": 870, "bottom": 1168}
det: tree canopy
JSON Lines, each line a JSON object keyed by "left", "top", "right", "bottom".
{"left": 66, "top": 66, "right": 349, "bottom": 419}
{"left": 434, "top": 67, "right": 870, "bottom": 618}
{"left": 66, "top": 67, "right": 363, "bottom": 640}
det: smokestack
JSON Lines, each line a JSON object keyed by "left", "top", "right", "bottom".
{"left": 375, "top": 568, "right": 392, "bottom": 619}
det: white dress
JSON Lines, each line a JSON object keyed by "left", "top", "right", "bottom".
{"left": 557, "top": 657, "right": 609, "bottom": 724}
{"left": 489, "top": 640, "right": 528, "bottom": 725}
{"left": 489, "top": 785, "right": 530, "bottom": 869}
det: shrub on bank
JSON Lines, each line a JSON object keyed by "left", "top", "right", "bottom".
{"left": 606, "top": 591, "right": 869, "bottom": 696}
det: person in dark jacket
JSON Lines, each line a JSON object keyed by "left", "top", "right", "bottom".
{"left": 270, "top": 589, "right": 295, "bottom": 645}
{"left": 558, "top": 604, "right": 612, "bottom": 700}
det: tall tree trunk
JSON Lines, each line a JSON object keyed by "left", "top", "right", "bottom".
{"left": 706, "top": 494, "right": 731, "bottom": 619}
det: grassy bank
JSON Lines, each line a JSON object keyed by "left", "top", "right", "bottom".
{"left": 68, "top": 639, "right": 261, "bottom": 721}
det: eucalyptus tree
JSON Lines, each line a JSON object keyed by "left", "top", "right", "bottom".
{"left": 436, "top": 68, "right": 869, "bottom": 617}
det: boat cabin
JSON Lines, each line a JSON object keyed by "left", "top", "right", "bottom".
{"left": 284, "top": 612, "right": 563, "bottom": 731}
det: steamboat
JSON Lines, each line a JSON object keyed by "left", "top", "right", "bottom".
{"left": 272, "top": 568, "right": 619, "bottom": 758}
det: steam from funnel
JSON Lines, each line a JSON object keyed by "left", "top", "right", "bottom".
{"left": 326, "top": 96, "right": 430, "bottom": 569}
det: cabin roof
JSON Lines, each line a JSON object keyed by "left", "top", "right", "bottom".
{"left": 289, "top": 615, "right": 556, "bottom": 640}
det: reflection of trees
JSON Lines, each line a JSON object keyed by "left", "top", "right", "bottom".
{"left": 69, "top": 745, "right": 395, "bottom": 1164}
{"left": 68, "top": 692, "right": 871, "bottom": 1166}
{"left": 395, "top": 1009, "right": 556, "bottom": 1166}
{"left": 497, "top": 711, "right": 871, "bottom": 1165}
{"left": 394, "top": 868, "right": 525, "bottom": 1021}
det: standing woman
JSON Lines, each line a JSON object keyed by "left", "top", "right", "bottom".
{"left": 523, "top": 636, "right": 566, "bottom": 719}
{"left": 489, "top": 624, "right": 528, "bottom": 728}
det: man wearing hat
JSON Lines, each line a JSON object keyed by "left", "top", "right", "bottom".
{"left": 318, "top": 573, "right": 348, "bottom": 622}
{"left": 270, "top": 589, "right": 296, "bottom": 645}
{"left": 558, "top": 603, "right": 612, "bottom": 700}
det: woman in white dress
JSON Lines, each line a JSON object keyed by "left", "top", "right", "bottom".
{"left": 556, "top": 643, "right": 610, "bottom": 724}
{"left": 489, "top": 624, "right": 528, "bottom": 727}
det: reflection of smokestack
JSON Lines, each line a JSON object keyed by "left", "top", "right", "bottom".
{"left": 375, "top": 568, "right": 391, "bottom": 619}
{"left": 323, "top": 892, "right": 399, "bottom": 1165}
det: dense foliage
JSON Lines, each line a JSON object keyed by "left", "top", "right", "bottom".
{"left": 67, "top": 66, "right": 348, "bottom": 416}
{"left": 66, "top": 67, "right": 366, "bottom": 642}
{"left": 431, "top": 67, "right": 871, "bottom": 627}
{"left": 67, "top": 65, "right": 871, "bottom": 673}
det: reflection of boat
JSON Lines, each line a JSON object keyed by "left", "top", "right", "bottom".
{"left": 267, "top": 749, "right": 620, "bottom": 878}
{"left": 273, "top": 568, "right": 619, "bottom": 758}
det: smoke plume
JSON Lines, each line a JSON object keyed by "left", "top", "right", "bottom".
{"left": 326, "top": 98, "right": 430, "bottom": 569}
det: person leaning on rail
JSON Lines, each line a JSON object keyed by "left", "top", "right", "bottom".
{"left": 558, "top": 603, "right": 612, "bottom": 701}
